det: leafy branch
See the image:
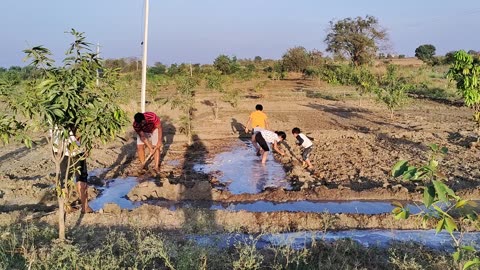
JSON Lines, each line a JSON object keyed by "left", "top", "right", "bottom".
{"left": 391, "top": 144, "right": 479, "bottom": 269}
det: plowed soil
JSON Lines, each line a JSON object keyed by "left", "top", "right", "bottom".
{"left": 1, "top": 78, "right": 479, "bottom": 232}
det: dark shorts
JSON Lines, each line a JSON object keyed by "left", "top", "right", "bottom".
{"left": 255, "top": 132, "right": 270, "bottom": 152}
{"left": 302, "top": 146, "right": 313, "bottom": 161}
{"left": 59, "top": 154, "right": 88, "bottom": 187}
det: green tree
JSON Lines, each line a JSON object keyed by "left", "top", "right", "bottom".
{"left": 374, "top": 65, "right": 409, "bottom": 118}
{"left": 148, "top": 62, "right": 166, "bottom": 75}
{"left": 213, "top": 55, "right": 239, "bottom": 75}
{"left": 282, "top": 46, "right": 310, "bottom": 72}
{"left": 2, "top": 30, "right": 127, "bottom": 240}
{"left": 444, "top": 51, "right": 458, "bottom": 65}
{"left": 205, "top": 73, "right": 239, "bottom": 120}
{"left": 415, "top": 44, "right": 436, "bottom": 64}
{"left": 468, "top": 50, "right": 479, "bottom": 56}
{"left": 170, "top": 76, "right": 200, "bottom": 145}
{"left": 325, "top": 15, "right": 388, "bottom": 66}
{"left": 309, "top": 49, "right": 324, "bottom": 66}
{"left": 254, "top": 56, "right": 262, "bottom": 63}
{"left": 447, "top": 50, "right": 480, "bottom": 143}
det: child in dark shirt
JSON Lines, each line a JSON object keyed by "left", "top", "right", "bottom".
{"left": 292, "top": 127, "right": 313, "bottom": 169}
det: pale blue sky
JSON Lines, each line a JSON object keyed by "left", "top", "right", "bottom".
{"left": 1, "top": 0, "right": 479, "bottom": 67}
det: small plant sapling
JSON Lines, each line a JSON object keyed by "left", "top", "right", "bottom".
{"left": 391, "top": 144, "right": 480, "bottom": 269}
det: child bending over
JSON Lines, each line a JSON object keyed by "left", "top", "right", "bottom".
{"left": 292, "top": 127, "right": 313, "bottom": 170}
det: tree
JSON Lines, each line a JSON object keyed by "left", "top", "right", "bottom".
{"left": 374, "top": 65, "right": 409, "bottom": 118}
{"left": 415, "top": 44, "right": 436, "bottom": 64}
{"left": 325, "top": 15, "right": 388, "bottom": 66}
{"left": 205, "top": 73, "right": 239, "bottom": 120}
{"left": 282, "top": 46, "right": 310, "bottom": 72}
{"left": 309, "top": 49, "right": 324, "bottom": 66}
{"left": 148, "top": 62, "right": 166, "bottom": 75}
{"left": 447, "top": 50, "right": 480, "bottom": 144}
{"left": 254, "top": 56, "right": 262, "bottom": 63}
{"left": 213, "top": 55, "right": 239, "bottom": 75}
{"left": 468, "top": 50, "right": 479, "bottom": 56}
{"left": 3, "top": 30, "right": 127, "bottom": 240}
{"left": 444, "top": 51, "right": 458, "bottom": 65}
{"left": 170, "top": 76, "right": 200, "bottom": 145}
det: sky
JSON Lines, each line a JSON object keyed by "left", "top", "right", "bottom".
{"left": 1, "top": 0, "right": 479, "bottom": 67}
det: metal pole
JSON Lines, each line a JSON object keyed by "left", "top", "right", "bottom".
{"left": 96, "top": 42, "right": 100, "bottom": 87}
{"left": 140, "top": 0, "right": 150, "bottom": 113}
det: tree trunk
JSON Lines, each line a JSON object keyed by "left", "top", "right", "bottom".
{"left": 213, "top": 100, "right": 219, "bottom": 120}
{"left": 58, "top": 196, "right": 66, "bottom": 240}
{"left": 53, "top": 157, "right": 66, "bottom": 241}
{"left": 187, "top": 109, "right": 193, "bottom": 145}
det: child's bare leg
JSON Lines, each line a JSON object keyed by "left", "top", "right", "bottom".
{"left": 252, "top": 134, "right": 259, "bottom": 150}
{"left": 306, "top": 159, "right": 313, "bottom": 169}
{"left": 261, "top": 151, "right": 268, "bottom": 164}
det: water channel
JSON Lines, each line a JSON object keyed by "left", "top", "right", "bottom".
{"left": 193, "top": 140, "right": 288, "bottom": 194}
{"left": 87, "top": 139, "right": 478, "bottom": 251}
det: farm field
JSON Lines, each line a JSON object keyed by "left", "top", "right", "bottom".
{"left": 1, "top": 73, "right": 480, "bottom": 268}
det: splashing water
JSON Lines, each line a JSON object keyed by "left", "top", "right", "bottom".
{"left": 194, "top": 141, "right": 288, "bottom": 194}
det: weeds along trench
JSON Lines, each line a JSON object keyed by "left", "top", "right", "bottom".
{"left": 82, "top": 141, "right": 480, "bottom": 253}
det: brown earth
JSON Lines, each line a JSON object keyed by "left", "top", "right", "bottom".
{"left": 1, "top": 78, "right": 479, "bottom": 232}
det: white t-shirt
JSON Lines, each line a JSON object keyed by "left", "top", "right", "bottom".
{"left": 260, "top": 130, "right": 280, "bottom": 144}
{"left": 50, "top": 127, "right": 82, "bottom": 157}
{"left": 297, "top": 133, "right": 313, "bottom": 148}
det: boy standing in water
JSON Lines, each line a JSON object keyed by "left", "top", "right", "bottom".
{"left": 292, "top": 127, "right": 314, "bottom": 170}
{"left": 254, "top": 130, "right": 286, "bottom": 164}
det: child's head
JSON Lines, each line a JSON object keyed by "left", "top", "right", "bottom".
{"left": 134, "top": 112, "right": 146, "bottom": 124}
{"left": 292, "top": 127, "right": 301, "bottom": 135}
{"left": 255, "top": 104, "right": 263, "bottom": 111}
{"left": 275, "top": 131, "right": 287, "bottom": 141}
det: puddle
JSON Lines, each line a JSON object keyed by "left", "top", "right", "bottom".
{"left": 190, "top": 230, "right": 480, "bottom": 251}
{"left": 145, "top": 200, "right": 424, "bottom": 214}
{"left": 89, "top": 177, "right": 141, "bottom": 211}
{"left": 194, "top": 141, "right": 288, "bottom": 194}
{"left": 166, "top": 159, "right": 181, "bottom": 167}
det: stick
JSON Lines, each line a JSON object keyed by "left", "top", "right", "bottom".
{"left": 142, "top": 146, "right": 160, "bottom": 167}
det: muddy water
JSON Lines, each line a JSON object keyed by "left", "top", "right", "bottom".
{"left": 194, "top": 141, "right": 288, "bottom": 194}
{"left": 209, "top": 200, "right": 424, "bottom": 214}
{"left": 89, "top": 177, "right": 141, "bottom": 211}
{"left": 147, "top": 200, "right": 423, "bottom": 214}
{"left": 190, "top": 230, "right": 480, "bottom": 251}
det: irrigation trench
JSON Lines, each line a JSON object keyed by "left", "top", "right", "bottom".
{"left": 83, "top": 140, "right": 480, "bottom": 250}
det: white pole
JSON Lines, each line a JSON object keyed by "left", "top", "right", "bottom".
{"left": 140, "top": 0, "right": 150, "bottom": 113}
{"left": 96, "top": 42, "right": 100, "bottom": 87}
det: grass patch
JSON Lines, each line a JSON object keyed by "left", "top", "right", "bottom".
{"left": 0, "top": 223, "right": 463, "bottom": 270}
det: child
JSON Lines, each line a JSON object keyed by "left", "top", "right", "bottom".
{"left": 245, "top": 104, "right": 269, "bottom": 154}
{"left": 254, "top": 130, "right": 286, "bottom": 164}
{"left": 292, "top": 127, "right": 313, "bottom": 169}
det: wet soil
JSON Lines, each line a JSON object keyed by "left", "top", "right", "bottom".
{"left": 1, "top": 79, "right": 480, "bottom": 233}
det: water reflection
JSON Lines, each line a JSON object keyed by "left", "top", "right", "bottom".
{"left": 190, "top": 230, "right": 480, "bottom": 251}
{"left": 194, "top": 141, "right": 288, "bottom": 194}
{"left": 89, "top": 177, "right": 141, "bottom": 211}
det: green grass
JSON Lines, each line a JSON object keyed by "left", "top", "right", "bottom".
{"left": 0, "top": 223, "right": 461, "bottom": 270}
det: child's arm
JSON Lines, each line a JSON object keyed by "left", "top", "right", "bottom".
{"left": 272, "top": 141, "right": 285, "bottom": 156}
{"left": 244, "top": 117, "right": 252, "bottom": 132}
{"left": 296, "top": 135, "right": 304, "bottom": 146}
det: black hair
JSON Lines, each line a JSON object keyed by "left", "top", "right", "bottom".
{"left": 275, "top": 131, "right": 287, "bottom": 140}
{"left": 292, "top": 127, "right": 301, "bottom": 134}
{"left": 255, "top": 104, "right": 263, "bottom": 111}
{"left": 134, "top": 112, "right": 145, "bottom": 123}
